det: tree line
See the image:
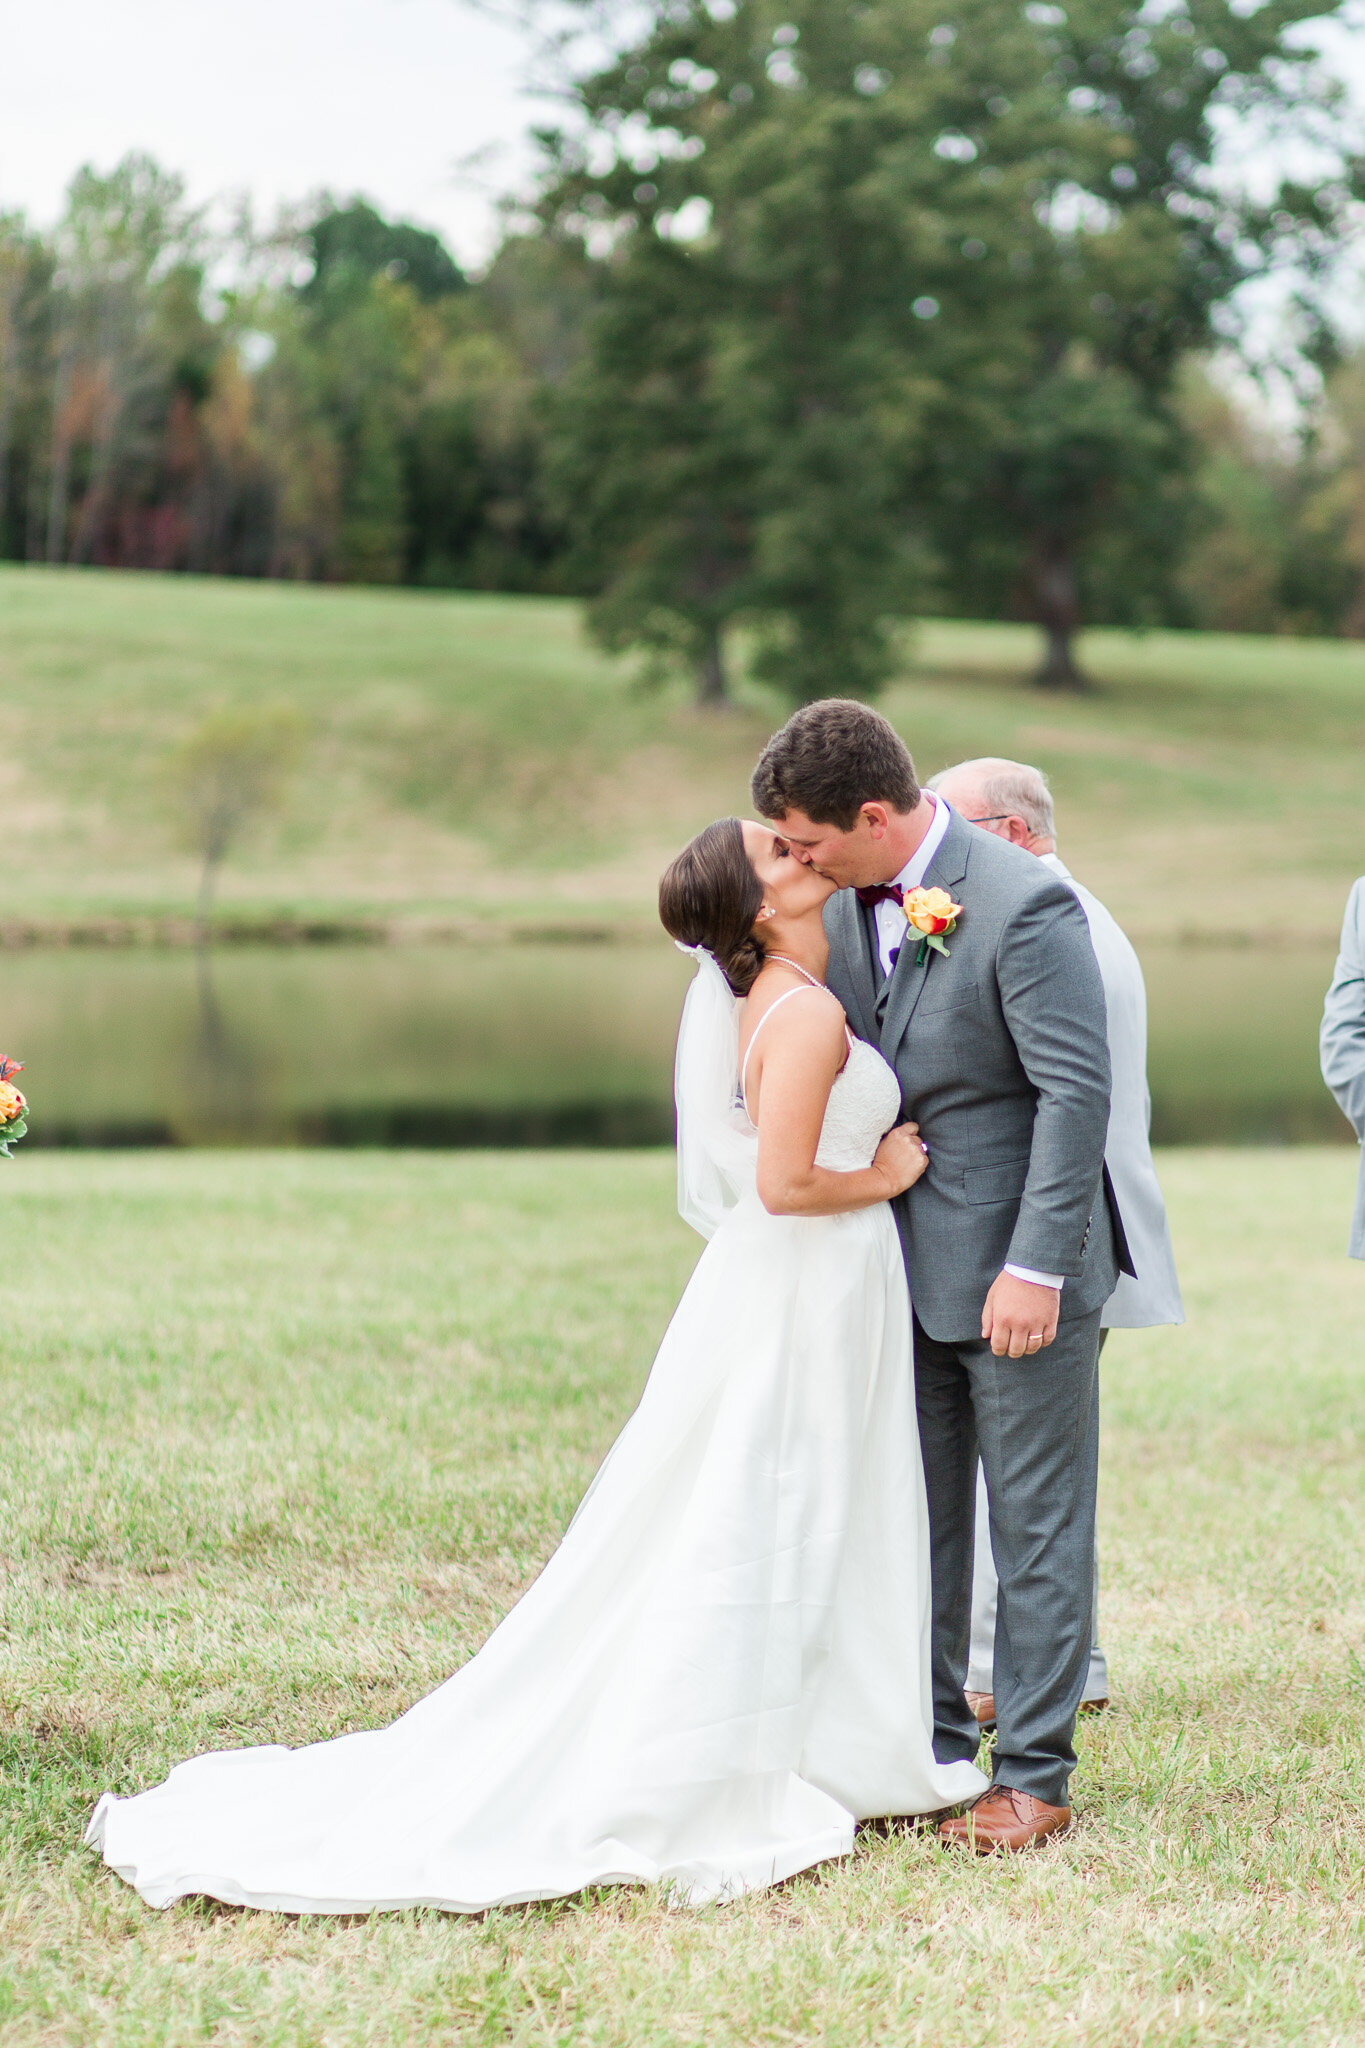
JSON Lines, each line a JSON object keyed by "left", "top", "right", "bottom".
{"left": 0, "top": 162, "right": 592, "bottom": 594}
{"left": 2, "top": 0, "right": 1364, "bottom": 698}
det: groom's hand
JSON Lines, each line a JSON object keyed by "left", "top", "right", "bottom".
{"left": 981, "top": 1273, "right": 1061, "bottom": 1358}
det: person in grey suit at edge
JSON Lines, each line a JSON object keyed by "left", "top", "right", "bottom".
{"left": 752, "top": 702, "right": 1132, "bottom": 1854}
{"left": 1320, "top": 874, "right": 1365, "bottom": 1255}
{"left": 928, "top": 759, "right": 1184, "bottom": 1731}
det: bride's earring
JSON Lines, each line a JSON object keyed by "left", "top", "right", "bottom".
{"left": 756, "top": 905, "right": 776, "bottom": 923}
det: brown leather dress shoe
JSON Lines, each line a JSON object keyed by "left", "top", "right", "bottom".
{"left": 938, "top": 1784, "right": 1071, "bottom": 1854}
{"left": 1077, "top": 1696, "right": 1109, "bottom": 1716}
{"left": 965, "top": 1690, "right": 996, "bottom": 1727}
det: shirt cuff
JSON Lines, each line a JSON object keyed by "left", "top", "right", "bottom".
{"left": 1004, "top": 1263, "right": 1065, "bottom": 1291}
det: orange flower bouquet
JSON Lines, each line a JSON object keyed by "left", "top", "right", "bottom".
{"left": 0, "top": 1057, "right": 29, "bottom": 1156}
{"left": 901, "top": 886, "right": 964, "bottom": 965}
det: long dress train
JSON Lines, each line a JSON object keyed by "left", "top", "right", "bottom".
{"left": 87, "top": 1006, "right": 984, "bottom": 1911}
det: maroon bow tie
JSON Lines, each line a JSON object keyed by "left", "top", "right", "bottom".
{"left": 856, "top": 884, "right": 905, "bottom": 908}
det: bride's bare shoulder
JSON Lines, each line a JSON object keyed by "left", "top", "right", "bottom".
{"left": 740, "top": 978, "right": 846, "bottom": 1058}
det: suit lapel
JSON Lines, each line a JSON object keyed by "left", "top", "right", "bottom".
{"left": 879, "top": 809, "right": 975, "bottom": 1065}
{"left": 823, "top": 888, "right": 878, "bottom": 1043}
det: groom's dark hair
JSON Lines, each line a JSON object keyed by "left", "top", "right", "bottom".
{"left": 750, "top": 700, "right": 919, "bottom": 830}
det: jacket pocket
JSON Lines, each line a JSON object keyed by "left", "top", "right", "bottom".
{"left": 914, "top": 975, "right": 982, "bottom": 1016}
{"left": 963, "top": 1155, "right": 1030, "bottom": 1205}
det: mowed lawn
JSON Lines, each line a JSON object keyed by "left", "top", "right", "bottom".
{"left": 2, "top": 564, "right": 1364, "bottom": 937}
{"left": 2, "top": 1149, "right": 1363, "bottom": 2046}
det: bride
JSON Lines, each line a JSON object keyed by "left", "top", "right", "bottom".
{"left": 86, "top": 817, "right": 985, "bottom": 1914}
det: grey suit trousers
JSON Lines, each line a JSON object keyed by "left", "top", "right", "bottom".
{"left": 914, "top": 1304, "right": 1102, "bottom": 1809}
{"left": 968, "top": 1328, "right": 1110, "bottom": 1704}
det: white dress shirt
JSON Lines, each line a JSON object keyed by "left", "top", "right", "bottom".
{"left": 878, "top": 797, "right": 1062, "bottom": 1294}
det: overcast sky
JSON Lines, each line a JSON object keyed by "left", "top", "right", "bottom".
{"left": 4, "top": 0, "right": 1365, "bottom": 285}
{"left": 0, "top": 0, "right": 547, "bottom": 269}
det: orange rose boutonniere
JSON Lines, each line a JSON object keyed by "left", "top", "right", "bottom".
{"left": 901, "top": 886, "right": 964, "bottom": 965}
{"left": 0, "top": 1056, "right": 27, "bottom": 1156}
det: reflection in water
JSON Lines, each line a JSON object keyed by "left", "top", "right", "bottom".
{"left": 0, "top": 938, "right": 1352, "bottom": 1148}
{"left": 300, "top": 1100, "right": 674, "bottom": 1148}
{"left": 1142, "top": 943, "right": 1351, "bottom": 1145}
{"left": 187, "top": 944, "right": 275, "bottom": 1143}
{"left": 9, "top": 943, "right": 694, "bottom": 1148}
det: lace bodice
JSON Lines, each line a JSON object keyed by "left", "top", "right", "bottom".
{"left": 813, "top": 1035, "right": 903, "bottom": 1170}
{"left": 741, "top": 968, "right": 903, "bottom": 1172}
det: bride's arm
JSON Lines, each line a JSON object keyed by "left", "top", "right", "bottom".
{"left": 748, "top": 995, "right": 927, "bottom": 1217}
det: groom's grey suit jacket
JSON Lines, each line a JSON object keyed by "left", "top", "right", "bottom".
{"left": 824, "top": 807, "right": 1131, "bottom": 1343}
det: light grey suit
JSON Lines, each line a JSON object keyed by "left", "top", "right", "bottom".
{"left": 1053, "top": 857, "right": 1183, "bottom": 1329}
{"left": 825, "top": 807, "right": 1130, "bottom": 1807}
{"left": 1320, "top": 876, "right": 1365, "bottom": 1257}
{"left": 968, "top": 853, "right": 1184, "bottom": 1706}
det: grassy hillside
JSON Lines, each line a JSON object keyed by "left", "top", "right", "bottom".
{"left": 1, "top": 564, "right": 1363, "bottom": 938}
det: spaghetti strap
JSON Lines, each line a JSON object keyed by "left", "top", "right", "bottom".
{"left": 740, "top": 984, "right": 825, "bottom": 1120}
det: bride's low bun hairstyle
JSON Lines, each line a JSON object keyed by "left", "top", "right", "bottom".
{"left": 659, "top": 818, "right": 766, "bottom": 996}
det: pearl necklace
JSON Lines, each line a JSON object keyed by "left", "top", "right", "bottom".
{"left": 764, "top": 953, "right": 826, "bottom": 989}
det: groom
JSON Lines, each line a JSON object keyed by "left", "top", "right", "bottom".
{"left": 752, "top": 700, "right": 1130, "bottom": 1852}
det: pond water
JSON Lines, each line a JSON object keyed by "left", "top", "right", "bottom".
{"left": 0, "top": 939, "right": 1352, "bottom": 1149}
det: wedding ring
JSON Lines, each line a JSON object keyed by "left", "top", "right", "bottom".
{"left": 1026, "top": 1332, "right": 1042, "bottom": 1348}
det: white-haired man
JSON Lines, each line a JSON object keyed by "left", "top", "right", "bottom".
{"left": 928, "top": 757, "right": 1184, "bottom": 1722}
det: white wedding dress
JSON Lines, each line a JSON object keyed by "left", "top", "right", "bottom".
{"left": 87, "top": 959, "right": 984, "bottom": 1914}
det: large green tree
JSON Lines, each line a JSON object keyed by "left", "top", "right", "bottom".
{"left": 548, "top": 232, "right": 766, "bottom": 701}
{"left": 547, "top": 8, "right": 930, "bottom": 704}
{"left": 542, "top": 0, "right": 1363, "bottom": 695}
{"left": 893, "top": 0, "right": 1364, "bottom": 682}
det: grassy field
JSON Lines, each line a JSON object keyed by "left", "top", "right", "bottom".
{"left": 1, "top": 565, "right": 1364, "bottom": 939}
{"left": 2, "top": 1148, "right": 1363, "bottom": 2046}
